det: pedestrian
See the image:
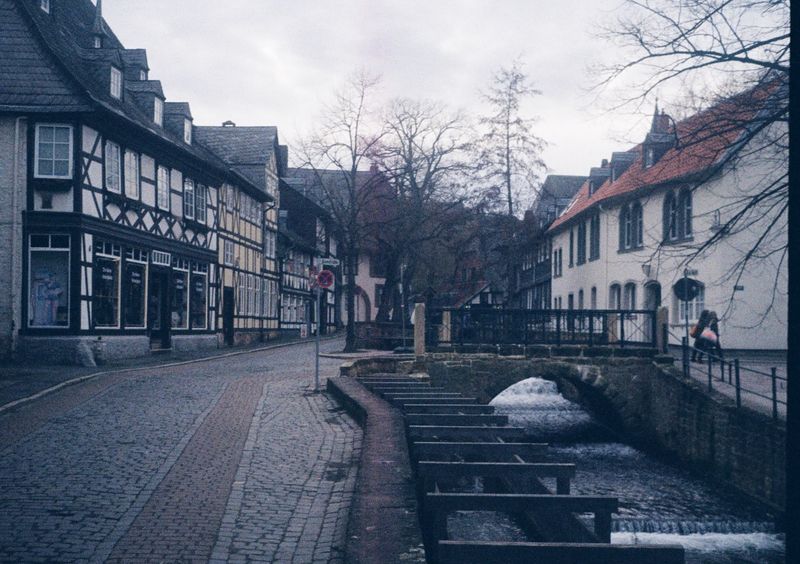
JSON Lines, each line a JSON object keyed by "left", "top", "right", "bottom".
{"left": 705, "top": 311, "right": 723, "bottom": 359}
{"left": 690, "top": 309, "right": 711, "bottom": 362}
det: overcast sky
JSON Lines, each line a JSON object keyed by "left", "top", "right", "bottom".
{"left": 104, "top": 0, "right": 667, "bottom": 177}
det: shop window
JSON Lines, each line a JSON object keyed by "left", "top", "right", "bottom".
{"left": 190, "top": 265, "right": 208, "bottom": 329}
{"left": 93, "top": 242, "right": 122, "bottom": 327}
{"left": 28, "top": 234, "right": 70, "bottom": 327}
{"left": 35, "top": 124, "right": 73, "bottom": 179}
{"left": 124, "top": 250, "right": 147, "bottom": 328}
{"left": 171, "top": 263, "right": 189, "bottom": 329}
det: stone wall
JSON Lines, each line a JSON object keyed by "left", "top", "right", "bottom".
{"left": 404, "top": 352, "right": 785, "bottom": 513}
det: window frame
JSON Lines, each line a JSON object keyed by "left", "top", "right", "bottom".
{"left": 183, "top": 178, "right": 196, "bottom": 220}
{"left": 40, "top": 0, "right": 50, "bottom": 13}
{"left": 123, "top": 150, "right": 140, "bottom": 199}
{"left": 110, "top": 66, "right": 122, "bottom": 100}
{"left": 104, "top": 140, "right": 122, "bottom": 194}
{"left": 34, "top": 124, "right": 73, "bottom": 180}
{"left": 28, "top": 234, "right": 71, "bottom": 328}
{"left": 184, "top": 119, "right": 192, "bottom": 144}
{"left": 154, "top": 97, "right": 164, "bottom": 126}
{"left": 195, "top": 184, "right": 207, "bottom": 224}
{"left": 156, "top": 166, "right": 170, "bottom": 211}
{"left": 589, "top": 214, "right": 600, "bottom": 261}
{"left": 92, "top": 241, "right": 123, "bottom": 329}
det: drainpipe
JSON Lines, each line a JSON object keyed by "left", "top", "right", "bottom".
{"left": 10, "top": 117, "right": 25, "bottom": 355}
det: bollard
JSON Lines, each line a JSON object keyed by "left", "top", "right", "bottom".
{"left": 414, "top": 303, "right": 426, "bottom": 357}
{"left": 771, "top": 367, "right": 778, "bottom": 420}
{"left": 734, "top": 359, "right": 741, "bottom": 408}
{"left": 682, "top": 337, "right": 689, "bottom": 378}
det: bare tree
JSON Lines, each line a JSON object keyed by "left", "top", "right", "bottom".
{"left": 595, "top": 0, "right": 789, "bottom": 319}
{"left": 476, "top": 59, "right": 547, "bottom": 217}
{"left": 371, "top": 98, "right": 475, "bottom": 320}
{"left": 296, "top": 71, "right": 386, "bottom": 352}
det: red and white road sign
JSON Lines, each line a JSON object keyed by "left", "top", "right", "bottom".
{"left": 316, "top": 269, "right": 334, "bottom": 289}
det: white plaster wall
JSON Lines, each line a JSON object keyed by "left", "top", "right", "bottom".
{"left": 551, "top": 127, "right": 787, "bottom": 351}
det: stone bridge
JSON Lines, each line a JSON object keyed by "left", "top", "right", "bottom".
{"left": 341, "top": 345, "right": 786, "bottom": 515}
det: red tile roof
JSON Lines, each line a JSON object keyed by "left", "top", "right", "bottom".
{"left": 548, "top": 80, "right": 783, "bottom": 232}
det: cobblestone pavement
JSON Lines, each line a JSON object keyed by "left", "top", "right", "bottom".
{"left": 0, "top": 337, "right": 363, "bottom": 563}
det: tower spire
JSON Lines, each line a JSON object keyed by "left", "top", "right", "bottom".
{"left": 92, "top": 0, "right": 106, "bottom": 48}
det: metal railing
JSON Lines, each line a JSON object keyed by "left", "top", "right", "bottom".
{"left": 673, "top": 331, "right": 786, "bottom": 421}
{"left": 427, "top": 307, "right": 657, "bottom": 348}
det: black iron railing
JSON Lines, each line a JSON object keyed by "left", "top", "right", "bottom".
{"left": 427, "top": 307, "right": 658, "bottom": 348}
{"left": 673, "top": 331, "right": 786, "bottom": 421}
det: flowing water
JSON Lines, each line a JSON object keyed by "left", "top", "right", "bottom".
{"left": 477, "top": 377, "right": 786, "bottom": 564}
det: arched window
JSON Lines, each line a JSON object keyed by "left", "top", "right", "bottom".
{"left": 609, "top": 284, "right": 622, "bottom": 310}
{"left": 679, "top": 188, "right": 692, "bottom": 237}
{"left": 624, "top": 283, "right": 637, "bottom": 309}
{"left": 578, "top": 289, "right": 584, "bottom": 310}
{"left": 632, "top": 202, "right": 643, "bottom": 247}
{"left": 590, "top": 286, "right": 597, "bottom": 309}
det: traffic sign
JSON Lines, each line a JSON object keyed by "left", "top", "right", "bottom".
{"left": 322, "top": 258, "right": 340, "bottom": 267}
{"left": 317, "top": 269, "right": 334, "bottom": 289}
{"left": 673, "top": 277, "right": 701, "bottom": 301}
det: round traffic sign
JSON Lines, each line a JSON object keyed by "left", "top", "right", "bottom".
{"left": 317, "top": 269, "right": 334, "bottom": 289}
{"left": 673, "top": 277, "right": 701, "bottom": 301}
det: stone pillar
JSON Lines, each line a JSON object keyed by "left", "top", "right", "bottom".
{"left": 441, "top": 310, "right": 451, "bottom": 346}
{"left": 656, "top": 306, "right": 669, "bottom": 353}
{"left": 607, "top": 313, "right": 618, "bottom": 343}
{"left": 414, "top": 303, "right": 426, "bottom": 356}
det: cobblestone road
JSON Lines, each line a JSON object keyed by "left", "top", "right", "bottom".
{"left": 0, "top": 338, "right": 362, "bottom": 563}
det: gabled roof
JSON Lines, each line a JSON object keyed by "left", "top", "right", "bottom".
{"left": 548, "top": 79, "right": 784, "bottom": 232}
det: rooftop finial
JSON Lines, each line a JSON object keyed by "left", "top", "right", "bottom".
{"left": 92, "top": 0, "right": 107, "bottom": 47}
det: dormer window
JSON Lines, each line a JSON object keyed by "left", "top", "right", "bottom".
{"left": 645, "top": 147, "right": 655, "bottom": 168}
{"left": 184, "top": 119, "right": 192, "bottom": 144}
{"left": 139, "top": 69, "right": 147, "bottom": 81}
{"left": 94, "top": 37, "right": 102, "bottom": 49}
{"left": 40, "top": 0, "right": 50, "bottom": 13}
{"left": 110, "top": 67, "right": 122, "bottom": 99}
{"left": 154, "top": 98, "right": 164, "bottom": 126}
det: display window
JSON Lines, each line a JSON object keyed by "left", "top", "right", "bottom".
{"left": 190, "top": 264, "right": 208, "bottom": 329}
{"left": 171, "top": 259, "right": 189, "bottom": 329}
{"left": 93, "top": 241, "right": 122, "bottom": 328}
{"left": 28, "top": 234, "right": 70, "bottom": 327}
{"left": 124, "top": 248, "right": 148, "bottom": 328}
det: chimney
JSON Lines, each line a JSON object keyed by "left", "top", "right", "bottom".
{"left": 222, "top": 120, "right": 236, "bottom": 127}
{"left": 643, "top": 102, "right": 677, "bottom": 168}
{"left": 601, "top": 158, "right": 609, "bottom": 168}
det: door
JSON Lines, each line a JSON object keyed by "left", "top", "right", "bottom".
{"left": 148, "top": 268, "right": 171, "bottom": 349}
{"left": 223, "top": 286, "right": 235, "bottom": 346}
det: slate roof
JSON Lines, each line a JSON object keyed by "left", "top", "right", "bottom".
{"left": 1, "top": 0, "right": 258, "bottom": 188}
{"left": 548, "top": 79, "right": 784, "bottom": 232}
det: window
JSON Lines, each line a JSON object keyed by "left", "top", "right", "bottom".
{"left": 195, "top": 184, "right": 207, "bottom": 224}
{"left": 190, "top": 265, "right": 208, "bottom": 329}
{"left": 645, "top": 147, "right": 655, "bottom": 168}
{"left": 183, "top": 178, "right": 195, "bottom": 220}
{"left": 620, "top": 202, "right": 643, "bottom": 250}
{"left": 124, "top": 248, "right": 148, "bottom": 328}
{"left": 93, "top": 241, "right": 122, "bottom": 328}
{"left": 576, "top": 220, "right": 587, "bottom": 265}
{"left": 589, "top": 214, "right": 600, "bottom": 260}
{"left": 375, "top": 284, "right": 384, "bottom": 306}
{"left": 264, "top": 231, "right": 276, "bottom": 259}
{"left": 28, "top": 234, "right": 70, "bottom": 327}
{"left": 591, "top": 287, "right": 597, "bottom": 309}
{"left": 568, "top": 229, "right": 574, "bottom": 267}
{"left": 624, "top": 283, "right": 637, "bottom": 309}
{"left": 124, "top": 150, "right": 140, "bottom": 199}
{"left": 223, "top": 240, "right": 234, "bottom": 266}
{"left": 674, "top": 281, "right": 705, "bottom": 323}
{"left": 609, "top": 284, "right": 622, "bottom": 310}
{"left": 103, "top": 140, "right": 121, "bottom": 193}
{"left": 664, "top": 189, "right": 692, "bottom": 242}
{"left": 171, "top": 260, "right": 189, "bottom": 329}
{"left": 157, "top": 166, "right": 170, "bottom": 210}
{"left": 139, "top": 69, "right": 147, "bottom": 81}
{"left": 110, "top": 67, "right": 122, "bottom": 99}
{"left": 632, "top": 203, "right": 643, "bottom": 247}
{"left": 154, "top": 97, "right": 164, "bottom": 126}
{"left": 183, "top": 119, "right": 192, "bottom": 144}
{"left": 40, "top": 0, "right": 50, "bottom": 13}
{"left": 35, "top": 124, "right": 73, "bottom": 179}
{"left": 578, "top": 289, "right": 584, "bottom": 310}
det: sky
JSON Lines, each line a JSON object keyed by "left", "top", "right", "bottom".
{"left": 103, "top": 0, "right": 668, "bottom": 177}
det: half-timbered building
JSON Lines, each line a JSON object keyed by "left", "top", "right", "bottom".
{"left": 0, "top": 0, "right": 270, "bottom": 360}
{"left": 194, "top": 125, "right": 281, "bottom": 345}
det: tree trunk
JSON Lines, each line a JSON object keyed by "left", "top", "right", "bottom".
{"left": 344, "top": 247, "right": 358, "bottom": 352}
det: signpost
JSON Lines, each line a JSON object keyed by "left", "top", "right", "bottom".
{"left": 674, "top": 268, "right": 700, "bottom": 368}
{"left": 311, "top": 269, "right": 335, "bottom": 392}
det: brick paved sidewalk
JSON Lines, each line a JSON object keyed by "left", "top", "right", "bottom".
{"left": 0, "top": 337, "right": 363, "bottom": 563}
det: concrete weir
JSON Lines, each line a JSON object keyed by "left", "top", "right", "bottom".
{"left": 331, "top": 365, "right": 686, "bottom": 563}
